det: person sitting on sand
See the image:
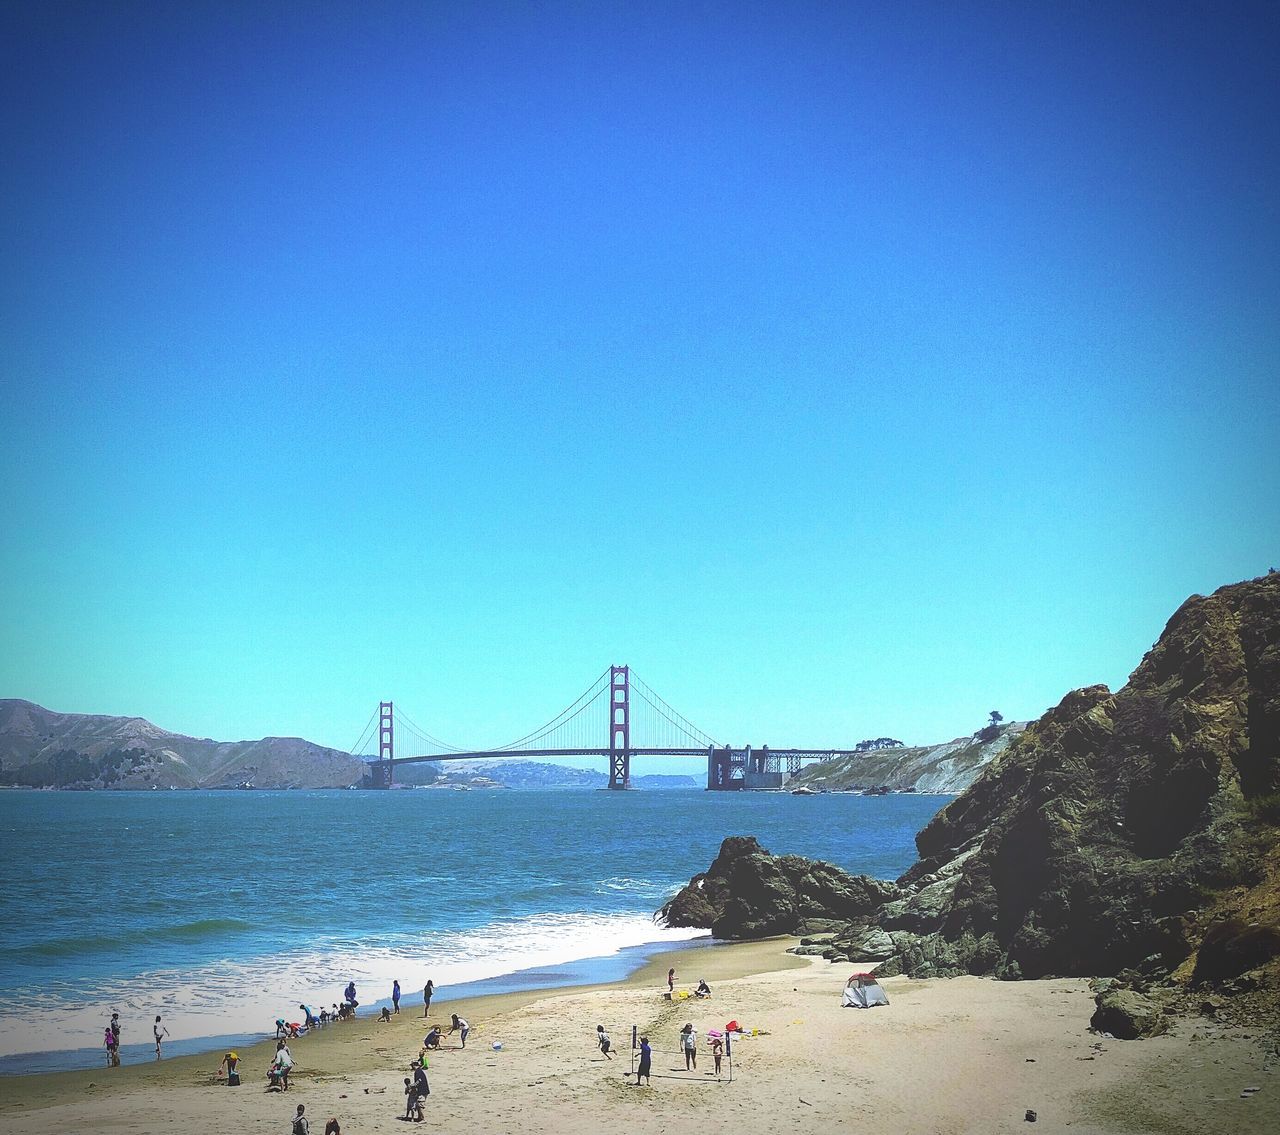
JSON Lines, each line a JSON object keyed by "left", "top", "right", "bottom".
{"left": 378, "top": 1006, "right": 393, "bottom": 1022}
{"left": 596, "top": 1025, "right": 613, "bottom": 1059}
{"left": 448, "top": 1013, "right": 469, "bottom": 1048}
{"left": 695, "top": 979, "right": 711, "bottom": 998}
{"left": 423, "top": 1027, "right": 442, "bottom": 1050}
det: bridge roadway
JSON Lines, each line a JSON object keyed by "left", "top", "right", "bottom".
{"left": 371, "top": 748, "right": 856, "bottom": 763}
{"left": 366, "top": 746, "right": 858, "bottom": 791}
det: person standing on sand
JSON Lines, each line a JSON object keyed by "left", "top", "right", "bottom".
{"left": 109, "top": 1012, "right": 121, "bottom": 1065}
{"left": 667, "top": 967, "right": 675, "bottom": 992}
{"left": 104, "top": 1025, "right": 117, "bottom": 1067}
{"left": 393, "top": 979, "right": 401, "bottom": 1014}
{"left": 596, "top": 1024, "right": 613, "bottom": 1059}
{"left": 423, "top": 979, "right": 434, "bottom": 1018}
{"left": 711, "top": 1036, "right": 723, "bottom": 1077}
{"left": 292, "top": 1103, "right": 309, "bottom": 1135}
{"left": 153, "top": 1015, "right": 169, "bottom": 1058}
{"left": 681, "top": 1023, "right": 697, "bottom": 1071}
{"left": 636, "top": 1035, "right": 652, "bottom": 1085}
{"left": 449, "top": 1013, "right": 469, "bottom": 1048}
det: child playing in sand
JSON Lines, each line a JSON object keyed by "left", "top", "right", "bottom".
{"left": 596, "top": 1024, "right": 612, "bottom": 1059}
{"left": 449, "top": 1013, "right": 469, "bottom": 1047}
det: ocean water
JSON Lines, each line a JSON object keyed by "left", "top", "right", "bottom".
{"left": 0, "top": 787, "right": 946, "bottom": 1072}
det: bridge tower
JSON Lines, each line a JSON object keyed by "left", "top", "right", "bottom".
{"left": 608, "top": 665, "right": 631, "bottom": 789}
{"left": 373, "top": 700, "right": 394, "bottom": 788}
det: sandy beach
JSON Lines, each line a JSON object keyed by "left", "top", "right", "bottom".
{"left": 1, "top": 938, "right": 1275, "bottom": 1135}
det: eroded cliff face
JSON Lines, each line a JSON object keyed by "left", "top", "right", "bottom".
{"left": 658, "top": 575, "right": 1280, "bottom": 995}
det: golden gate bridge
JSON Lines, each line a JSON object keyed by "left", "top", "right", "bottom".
{"left": 350, "top": 665, "right": 863, "bottom": 791}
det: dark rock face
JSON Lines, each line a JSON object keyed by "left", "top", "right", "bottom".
{"left": 1192, "top": 918, "right": 1280, "bottom": 984}
{"left": 658, "top": 836, "right": 899, "bottom": 939}
{"left": 657, "top": 575, "right": 1280, "bottom": 998}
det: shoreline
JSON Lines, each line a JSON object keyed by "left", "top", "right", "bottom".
{"left": 0, "top": 930, "right": 719, "bottom": 1075}
{"left": 2, "top": 938, "right": 1276, "bottom": 1134}
{"left": 0, "top": 937, "right": 805, "bottom": 1105}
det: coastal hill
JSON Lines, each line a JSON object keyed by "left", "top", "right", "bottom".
{"left": 0, "top": 700, "right": 363, "bottom": 789}
{"left": 786, "top": 723, "right": 1026, "bottom": 794}
{"left": 660, "top": 574, "right": 1280, "bottom": 1016}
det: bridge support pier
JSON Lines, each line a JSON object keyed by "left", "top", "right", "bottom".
{"left": 608, "top": 665, "right": 631, "bottom": 789}
{"left": 368, "top": 701, "right": 395, "bottom": 789}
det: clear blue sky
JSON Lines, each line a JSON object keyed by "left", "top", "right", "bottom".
{"left": 1, "top": 2, "right": 1277, "bottom": 769}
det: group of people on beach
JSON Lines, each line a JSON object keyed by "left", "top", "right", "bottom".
{"left": 102, "top": 1011, "right": 170, "bottom": 1065}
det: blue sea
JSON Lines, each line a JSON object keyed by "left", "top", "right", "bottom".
{"left": 0, "top": 788, "right": 946, "bottom": 1073}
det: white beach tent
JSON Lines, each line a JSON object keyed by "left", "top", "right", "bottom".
{"left": 842, "top": 972, "right": 890, "bottom": 1008}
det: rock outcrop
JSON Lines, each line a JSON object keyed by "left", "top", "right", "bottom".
{"left": 659, "top": 836, "right": 899, "bottom": 939}
{"left": 657, "top": 575, "right": 1280, "bottom": 1001}
{"left": 786, "top": 722, "right": 1027, "bottom": 794}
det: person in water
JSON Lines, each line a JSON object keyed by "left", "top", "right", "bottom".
{"left": 153, "top": 1015, "right": 169, "bottom": 1058}
{"left": 423, "top": 979, "right": 434, "bottom": 1018}
{"left": 449, "top": 1013, "right": 470, "bottom": 1048}
{"left": 596, "top": 1024, "right": 612, "bottom": 1059}
{"left": 392, "top": 979, "right": 401, "bottom": 1014}
{"left": 636, "top": 1035, "right": 652, "bottom": 1085}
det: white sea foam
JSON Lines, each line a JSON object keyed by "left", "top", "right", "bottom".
{"left": 0, "top": 911, "right": 705, "bottom": 1058}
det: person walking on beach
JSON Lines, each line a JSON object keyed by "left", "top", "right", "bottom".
{"left": 423, "top": 979, "right": 434, "bottom": 1018}
{"left": 392, "top": 979, "right": 401, "bottom": 1014}
{"left": 104, "top": 1025, "right": 118, "bottom": 1066}
{"left": 292, "top": 1103, "right": 309, "bottom": 1134}
{"left": 681, "top": 1023, "right": 698, "bottom": 1071}
{"left": 596, "top": 1024, "right": 613, "bottom": 1059}
{"left": 449, "top": 1013, "right": 469, "bottom": 1048}
{"left": 667, "top": 967, "right": 675, "bottom": 993}
{"left": 636, "top": 1035, "right": 652, "bottom": 1085}
{"left": 108, "top": 1012, "right": 121, "bottom": 1065}
{"left": 153, "top": 1015, "right": 169, "bottom": 1058}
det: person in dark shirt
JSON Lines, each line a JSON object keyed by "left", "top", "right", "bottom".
{"left": 637, "top": 1035, "right": 652, "bottom": 1085}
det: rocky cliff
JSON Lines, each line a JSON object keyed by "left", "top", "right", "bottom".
{"left": 659, "top": 575, "right": 1280, "bottom": 1003}
{"left": 0, "top": 700, "right": 364, "bottom": 789}
{"left": 786, "top": 723, "right": 1026, "bottom": 794}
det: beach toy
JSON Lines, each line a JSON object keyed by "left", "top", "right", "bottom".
{"left": 707, "top": 1030, "right": 723, "bottom": 1039}
{"left": 491, "top": 1041, "right": 503, "bottom": 1051}
{"left": 678, "top": 990, "right": 690, "bottom": 999}
{"left": 725, "top": 1020, "right": 740, "bottom": 1032}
